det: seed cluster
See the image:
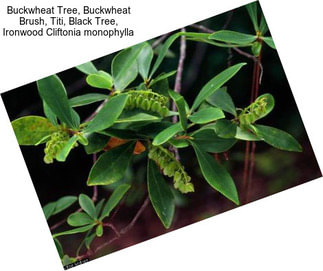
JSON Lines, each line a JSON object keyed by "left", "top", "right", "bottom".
{"left": 148, "top": 145, "right": 194, "bottom": 194}
{"left": 125, "top": 90, "right": 169, "bottom": 117}
{"left": 44, "top": 131, "right": 76, "bottom": 164}
{"left": 239, "top": 97, "right": 268, "bottom": 126}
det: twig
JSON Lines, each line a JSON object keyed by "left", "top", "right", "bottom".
{"left": 78, "top": 197, "right": 150, "bottom": 260}
{"left": 222, "top": 10, "right": 234, "bottom": 30}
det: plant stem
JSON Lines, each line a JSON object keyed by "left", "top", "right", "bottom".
{"left": 152, "top": 33, "right": 171, "bottom": 49}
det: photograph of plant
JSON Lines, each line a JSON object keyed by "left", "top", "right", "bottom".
{"left": 1, "top": 1, "right": 321, "bottom": 269}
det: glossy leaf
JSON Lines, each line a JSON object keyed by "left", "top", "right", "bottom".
{"left": 189, "top": 107, "right": 225, "bottom": 124}
{"left": 52, "top": 196, "right": 78, "bottom": 215}
{"left": 259, "top": 15, "right": 268, "bottom": 35}
{"left": 147, "top": 160, "right": 175, "bottom": 229}
{"left": 150, "top": 70, "right": 177, "bottom": 87}
{"left": 169, "top": 138, "right": 190, "bottom": 148}
{"left": 52, "top": 224, "right": 95, "bottom": 238}
{"left": 137, "top": 42, "right": 153, "bottom": 80}
{"left": 206, "top": 87, "right": 237, "bottom": 116}
{"left": 96, "top": 224, "right": 103, "bottom": 237}
{"left": 84, "top": 94, "right": 128, "bottom": 133}
{"left": 168, "top": 90, "right": 188, "bottom": 130}
{"left": 69, "top": 93, "right": 108, "bottom": 107}
{"left": 37, "top": 75, "right": 80, "bottom": 129}
{"left": 214, "top": 119, "right": 237, "bottom": 138}
{"left": 112, "top": 43, "right": 145, "bottom": 90}
{"left": 253, "top": 93, "right": 275, "bottom": 121}
{"left": 149, "top": 33, "right": 180, "bottom": 79}
{"left": 191, "top": 63, "right": 246, "bottom": 112}
{"left": 54, "top": 238, "right": 64, "bottom": 259}
{"left": 56, "top": 135, "right": 78, "bottom": 162}
{"left": 246, "top": 2, "right": 259, "bottom": 32}
{"left": 76, "top": 62, "right": 98, "bottom": 75}
{"left": 192, "top": 129, "right": 236, "bottom": 153}
{"left": 67, "top": 212, "right": 94, "bottom": 226}
{"left": 116, "top": 111, "right": 161, "bottom": 123}
{"left": 84, "top": 133, "right": 109, "bottom": 154}
{"left": 43, "top": 202, "right": 56, "bottom": 220}
{"left": 100, "top": 184, "right": 131, "bottom": 219}
{"left": 252, "top": 125, "right": 302, "bottom": 152}
{"left": 86, "top": 71, "right": 113, "bottom": 90}
{"left": 79, "top": 194, "right": 97, "bottom": 219}
{"left": 11, "top": 116, "right": 57, "bottom": 145}
{"left": 263, "top": 37, "right": 276, "bottom": 49}
{"left": 235, "top": 126, "right": 261, "bottom": 141}
{"left": 87, "top": 142, "right": 135, "bottom": 186}
{"left": 191, "top": 142, "right": 239, "bottom": 205}
{"left": 152, "top": 123, "right": 183, "bottom": 146}
{"left": 95, "top": 199, "right": 105, "bottom": 218}
{"left": 209, "top": 30, "right": 257, "bottom": 45}
{"left": 43, "top": 101, "right": 58, "bottom": 126}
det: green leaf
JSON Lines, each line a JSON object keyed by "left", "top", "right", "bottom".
{"left": 189, "top": 107, "right": 225, "bottom": 124}
{"left": 86, "top": 71, "right": 113, "bottom": 90}
{"left": 253, "top": 93, "right": 275, "bottom": 121}
{"left": 259, "top": 15, "right": 268, "bottom": 35}
{"left": 252, "top": 125, "right": 302, "bottom": 152}
{"left": 168, "top": 138, "right": 190, "bottom": 148}
{"left": 79, "top": 194, "right": 97, "bottom": 219}
{"left": 235, "top": 126, "right": 261, "bottom": 141}
{"left": 149, "top": 33, "right": 181, "bottom": 79}
{"left": 150, "top": 70, "right": 177, "bottom": 87}
{"left": 37, "top": 75, "right": 80, "bottom": 129}
{"left": 61, "top": 255, "right": 77, "bottom": 266}
{"left": 246, "top": 2, "right": 259, "bottom": 32}
{"left": 100, "top": 184, "right": 131, "bottom": 219}
{"left": 95, "top": 199, "right": 105, "bottom": 218}
{"left": 152, "top": 123, "right": 183, "bottom": 146}
{"left": 52, "top": 196, "right": 78, "bottom": 215}
{"left": 214, "top": 119, "right": 237, "bottom": 138}
{"left": 43, "top": 101, "right": 58, "bottom": 126}
{"left": 85, "top": 94, "right": 128, "bottom": 133}
{"left": 53, "top": 224, "right": 95, "bottom": 238}
{"left": 56, "top": 135, "right": 78, "bottom": 162}
{"left": 84, "top": 133, "right": 109, "bottom": 154}
{"left": 137, "top": 42, "right": 154, "bottom": 80}
{"left": 112, "top": 43, "right": 146, "bottom": 90}
{"left": 191, "top": 63, "right": 246, "bottom": 112}
{"left": 206, "top": 87, "right": 237, "bottom": 116}
{"left": 191, "top": 142, "right": 239, "bottom": 204}
{"left": 11, "top": 116, "right": 57, "bottom": 145}
{"left": 192, "top": 129, "right": 236, "bottom": 153}
{"left": 76, "top": 62, "right": 98, "bottom": 75}
{"left": 147, "top": 159, "right": 175, "bottom": 228}
{"left": 69, "top": 93, "right": 108, "bottom": 107}
{"left": 96, "top": 224, "right": 103, "bottom": 237}
{"left": 67, "top": 212, "right": 94, "bottom": 226}
{"left": 85, "top": 233, "right": 96, "bottom": 249}
{"left": 87, "top": 142, "right": 135, "bottom": 186}
{"left": 263, "top": 37, "right": 276, "bottom": 49}
{"left": 116, "top": 111, "right": 161, "bottom": 123}
{"left": 43, "top": 202, "right": 56, "bottom": 220}
{"left": 54, "top": 238, "right": 64, "bottom": 259}
{"left": 168, "top": 90, "right": 188, "bottom": 130}
{"left": 209, "top": 30, "right": 257, "bottom": 45}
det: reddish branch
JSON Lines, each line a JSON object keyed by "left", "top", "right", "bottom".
{"left": 77, "top": 196, "right": 150, "bottom": 260}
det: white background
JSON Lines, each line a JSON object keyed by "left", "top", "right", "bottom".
{"left": 0, "top": 0, "right": 322, "bottom": 270}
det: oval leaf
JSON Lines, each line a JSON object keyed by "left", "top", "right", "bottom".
{"left": 67, "top": 212, "right": 94, "bottom": 227}
{"left": 79, "top": 194, "right": 97, "bottom": 219}
{"left": 52, "top": 196, "right": 77, "bottom": 215}
{"left": 37, "top": 75, "right": 80, "bottom": 129}
{"left": 191, "top": 63, "right": 246, "bottom": 112}
{"left": 42, "top": 202, "right": 56, "bottom": 220}
{"left": 84, "top": 133, "right": 110, "bottom": 154}
{"left": 209, "top": 30, "right": 257, "bottom": 45}
{"left": 252, "top": 124, "right": 302, "bottom": 152}
{"left": 189, "top": 107, "right": 225, "bottom": 124}
{"left": 100, "top": 184, "right": 131, "bottom": 219}
{"left": 153, "top": 123, "right": 183, "bottom": 146}
{"left": 147, "top": 159, "right": 175, "bottom": 229}
{"left": 214, "top": 119, "right": 237, "bottom": 138}
{"left": 85, "top": 94, "right": 128, "bottom": 133}
{"left": 253, "top": 93, "right": 275, "bottom": 121}
{"left": 86, "top": 71, "right": 113, "bottom": 90}
{"left": 191, "top": 142, "right": 239, "bottom": 205}
{"left": 76, "top": 62, "right": 98, "bottom": 75}
{"left": 137, "top": 42, "right": 154, "bottom": 80}
{"left": 87, "top": 141, "right": 135, "bottom": 186}
{"left": 11, "top": 116, "right": 57, "bottom": 145}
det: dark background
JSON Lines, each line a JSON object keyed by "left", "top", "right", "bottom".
{"left": 1, "top": 2, "right": 321, "bottom": 259}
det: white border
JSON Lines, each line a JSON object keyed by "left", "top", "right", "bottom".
{"left": 0, "top": 1, "right": 322, "bottom": 270}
